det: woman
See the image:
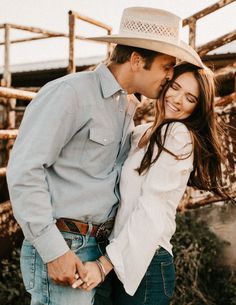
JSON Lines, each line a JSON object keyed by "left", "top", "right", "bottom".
{"left": 74, "top": 62, "right": 228, "bottom": 304}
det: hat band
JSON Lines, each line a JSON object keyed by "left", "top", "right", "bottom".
{"left": 120, "top": 18, "right": 180, "bottom": 43}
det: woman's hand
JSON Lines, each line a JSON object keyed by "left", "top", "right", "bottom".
{"left": 72, "top": 261, "right": 102, "bottom": 291}
{"left": 71, "top": 256, "right": 113, "bottom": 291}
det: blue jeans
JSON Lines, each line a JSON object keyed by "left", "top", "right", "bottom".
{"left": 20, "top": 232, "right": 103, "bottom": 305}
{"left": 112, "top": 247, "right": 175, "bottom": 305}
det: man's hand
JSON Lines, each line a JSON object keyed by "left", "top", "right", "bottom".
{"left": 47, "top": 250, "right": 87, "bottom": 285}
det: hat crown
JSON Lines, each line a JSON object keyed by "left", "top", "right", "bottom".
{"left": 87, "top": 6, "right": 204, "bottom": 68}
{"left": 120, "top": 7, "right": 181, "bottom": 44}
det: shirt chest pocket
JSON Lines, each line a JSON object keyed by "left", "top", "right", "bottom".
{"left": 89, "top": 127, "right": 115, "bottom": 146}
{"left": 83, "top": 127, "right": 121, "bottom": 175}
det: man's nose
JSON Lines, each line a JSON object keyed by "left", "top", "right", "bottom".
{"left": 166, "top": 68, "right": 174, "bottom": 82}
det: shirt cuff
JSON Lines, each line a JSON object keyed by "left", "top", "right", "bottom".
{"left": 32, "top": 224, "right": 70, "bottom": 263}
{"left": 106, "top": 241, "right": 125, "bottom": 284}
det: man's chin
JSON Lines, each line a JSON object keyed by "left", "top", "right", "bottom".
{"left": 145, "top": 92, "right": 160, "bottom": 99}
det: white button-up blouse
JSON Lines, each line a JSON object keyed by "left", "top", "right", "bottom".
{"left": 106, "top": 122, "right": 193, "bottom": 296}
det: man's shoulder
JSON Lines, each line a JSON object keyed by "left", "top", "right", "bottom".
{"left": 47, "top": 69, "right": 98, "bottom": 88}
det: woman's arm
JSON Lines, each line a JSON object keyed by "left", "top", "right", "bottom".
{"left": 106, "top": 123, "right": 193, "bottom": 295}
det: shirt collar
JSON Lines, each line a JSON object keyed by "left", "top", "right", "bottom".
{"left": 95, "top": 63, "right": 124, "bottom": 98}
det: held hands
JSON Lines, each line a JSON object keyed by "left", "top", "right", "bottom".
{"left": 72, "top": 261, "right": 104, "bottom": 291}
{"left": 47, "top": 251, "right": 113, "bottom": 291}
{"left": 47, "top": 250, "right": 87, "bottom": 285}
{"left": 72, "top": 256, "right": 113, "bottom": 291}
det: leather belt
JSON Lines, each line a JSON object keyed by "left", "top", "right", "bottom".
{"left": 56, "top": 217, "right": 114, "bottom": 241}
{"left": 56, "top": 218, "right": 98, "bottom": 236}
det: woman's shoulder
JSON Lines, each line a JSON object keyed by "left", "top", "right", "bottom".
{"left": 162, "top": 122, "right": 191, "bottom": 139}
{"left": 132, "top": 122, "right": 152, "bottom": 137}
{"left": 162, "top": 121, "right": 189, "bottom": 134}
{"left": 131, "top": 123, "right": 152, "bottom": 147}
{"left": 134, "top": 122, "right": 152, "bottom": 132}
{"left": 161, "top": 122, "right": 193, "bottom": 153}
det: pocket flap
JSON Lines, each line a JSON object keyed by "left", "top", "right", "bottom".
{"left": 89, "top": 128, "right": 115, "bottom": 145}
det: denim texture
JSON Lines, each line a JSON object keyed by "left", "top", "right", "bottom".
{"left": 20, "top": 232, "right": 103, "bottom": 305}
{"left": 95, "top": 247, "right": 175, "bottom": 305}
{"left": 113, "top": 247, "right": 175, "bottom": 305}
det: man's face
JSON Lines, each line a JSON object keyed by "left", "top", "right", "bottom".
{"left": 134, "top": 54, "right": 176, "bottom": 99}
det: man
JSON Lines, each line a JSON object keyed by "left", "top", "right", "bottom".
{"left": 7, "top": 6, "right": 203, "bottom": 305}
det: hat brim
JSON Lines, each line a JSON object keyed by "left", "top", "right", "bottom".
{"left": 87, "top": 35, "right": 204, "bottom": 68}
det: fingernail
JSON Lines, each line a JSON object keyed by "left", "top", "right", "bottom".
{"left": 72, "top": 283, "right": 77, "bottom": 289}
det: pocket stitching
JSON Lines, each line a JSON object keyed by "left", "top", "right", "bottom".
{"left": 20, "top": 245, "right": 36, "bottom": 291}
{"left": 161, "top": 260, "right": 175, "bottom": 298}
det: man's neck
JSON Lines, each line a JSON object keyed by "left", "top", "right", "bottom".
{"left": 107, "top": 62, "right": 136, "bottom": 94}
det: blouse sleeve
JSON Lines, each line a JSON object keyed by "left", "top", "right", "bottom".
{"left": 106, "top": 122, "right": 193, "bottom": 295}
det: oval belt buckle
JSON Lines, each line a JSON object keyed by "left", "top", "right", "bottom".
{"left": 95, "top": 218, "right": 114, "bottom": 242}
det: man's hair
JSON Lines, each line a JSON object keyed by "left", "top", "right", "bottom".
{"left": 110, "top": 44, "right": 161, "bottom": 70}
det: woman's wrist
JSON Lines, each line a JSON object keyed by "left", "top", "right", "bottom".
{"left": 95, "top": 260, "right": 106, "bottom": 283}
{"left": 99, "top": 255, "right": 113, "bottom": 275}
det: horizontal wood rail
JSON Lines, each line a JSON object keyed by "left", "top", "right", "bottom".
{"left": 183, "top": 0, "right": 235, "bottom": 26}
{"left": 197, "top": 30, "right": 236, "bottom": 56}
{"left": 0, "top": 130, "right": 18, "bottom": 140}
{"left": 0, "top": 86, "right": 36, "bottom": 101}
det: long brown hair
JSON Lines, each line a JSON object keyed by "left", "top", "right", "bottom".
{"left": 137, "top": 62, "right": 228, "bottom": 198}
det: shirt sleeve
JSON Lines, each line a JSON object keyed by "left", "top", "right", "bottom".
{"left": 106, "top": 122, "right": 193, "bottom": 295}
{"left": 7, "top": 80, "right": 81, "bottom": 263}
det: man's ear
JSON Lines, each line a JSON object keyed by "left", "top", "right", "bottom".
{"left": 130, "top": 52, "right": 144, "bottom": 72}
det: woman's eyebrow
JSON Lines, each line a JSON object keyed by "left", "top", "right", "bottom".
{"left": 173, "top": 80, "right": 181, "bottom": 88}
{"left": 174, "top": 81, "right": 198, "bottom": 101}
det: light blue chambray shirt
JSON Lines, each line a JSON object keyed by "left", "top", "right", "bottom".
{"left": 7, "top": 63, "right": 139, "bottom": 262}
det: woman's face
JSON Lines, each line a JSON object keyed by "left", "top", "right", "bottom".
{"left": 164, "top": 71, "right": 200, "bottom": 120}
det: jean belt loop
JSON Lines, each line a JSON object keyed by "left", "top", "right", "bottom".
{"left": 85, "top": 222, "right": 93, "bottom": 243}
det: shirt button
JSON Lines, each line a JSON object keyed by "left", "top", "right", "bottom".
{"left": 103, "top": 138, "right": 107, "bottom": 142}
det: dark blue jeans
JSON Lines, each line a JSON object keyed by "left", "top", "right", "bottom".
{"left": 95, "top": 247, "right": 175, "bottom": 305}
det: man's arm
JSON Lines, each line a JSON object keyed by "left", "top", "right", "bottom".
{"left": 7, "top": 80, "right": 87, "bottom": 282}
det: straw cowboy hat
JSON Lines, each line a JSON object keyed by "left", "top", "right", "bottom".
{"left": 88, "top": 7, "right": 204, "bottom": 68}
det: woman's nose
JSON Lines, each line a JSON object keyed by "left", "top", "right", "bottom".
{"left": 172, "top": 92, "right": 183, "bottom": 104}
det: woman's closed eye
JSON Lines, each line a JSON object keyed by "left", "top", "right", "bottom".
{"left": 186, "top": 94, "right": 198, "bottom": 104}
{"left": 170, "top": 82, "right": 179, "bottom": 90}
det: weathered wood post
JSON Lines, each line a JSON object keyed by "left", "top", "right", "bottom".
{"left": 3, "top": 24, "right": 11, "bottom": 88}
{"left": 68, "top": 11, "right": 76, "bottom": 74}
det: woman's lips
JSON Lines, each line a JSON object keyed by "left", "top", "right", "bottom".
{"left": 166, "top": 101, "right": 179, "bottom": 112}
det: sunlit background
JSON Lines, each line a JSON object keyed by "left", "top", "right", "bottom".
{"left": 0, "top": 0, "right": 235, "bottom": 66}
